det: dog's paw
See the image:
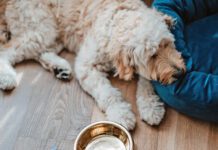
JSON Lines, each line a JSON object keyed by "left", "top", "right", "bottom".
{"left": 39, "top": 52, "right": 73, "bottom": 81}
{"left": 0, "top": 71, "right": 17, "bottom": 90}
{"left": 53, "top": 66, "right": 72, "bottom": 81}
{"left": 52, "top": 59, "right": 73, "bottom": 81}
{"left": 137, "top": 95, "right": 165, "bottom": 125}
{"left": 106, "top": 101, "right": 136, "bottom": 130}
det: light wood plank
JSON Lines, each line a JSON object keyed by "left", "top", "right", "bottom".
{"left": 0, "top": 62, "right": 43, "bottom": 150}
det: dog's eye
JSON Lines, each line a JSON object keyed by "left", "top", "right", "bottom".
{"left": 152, "top": 54, "right": 158, "bottom": 59}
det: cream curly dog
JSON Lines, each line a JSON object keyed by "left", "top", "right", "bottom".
{"left": 0, "top": 0, "right": 186, "bottom": 130}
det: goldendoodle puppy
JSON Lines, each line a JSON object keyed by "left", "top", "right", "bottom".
{"left": 0, "top": 0, "right": 186, "bottom": 130}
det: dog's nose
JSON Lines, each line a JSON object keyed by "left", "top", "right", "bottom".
{"left": 173, "top": 68, "right": 185, "bottom": 79}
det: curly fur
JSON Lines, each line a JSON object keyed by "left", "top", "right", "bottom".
{"left": 0, "top": 0, "right": 186, "bottom": 130}
{"left": 0, "top": 0, "right": 9, "bottom": 45}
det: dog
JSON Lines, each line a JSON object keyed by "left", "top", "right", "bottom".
{"left": 0, "top": 0, "right": 186, "bottom": 130}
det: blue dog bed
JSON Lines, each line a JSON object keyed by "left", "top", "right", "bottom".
{"left": 152, "top": 0, "right": 218, "bottom": 122}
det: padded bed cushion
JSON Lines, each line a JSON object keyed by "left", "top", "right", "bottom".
{"left": 152, "top": 0, "right": 218, "bottom": 122}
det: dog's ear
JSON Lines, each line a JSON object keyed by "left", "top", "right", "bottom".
{"left": 114, "top": 51, "right": 134, "bottom": 81}
{"left": 162, "top": 14, "right": 175, "bottom": 28}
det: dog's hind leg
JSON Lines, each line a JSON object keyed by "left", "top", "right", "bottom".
{"left": 75, "top": 36, "right": 136, "bottom": 130}
{"left": 0, "top": 59, "right": 17, "bottom": 90}
{"left": 0, "top": 0, "right": 73, "bottom": 90}
{"left": 0, "top": 39, "right": 34, "bottom": 90}
{"left": 0, "top": 38, "right": 72, "bottom": 90}
{"left": 136, "top": 76, "right": 165, "bottom": 125}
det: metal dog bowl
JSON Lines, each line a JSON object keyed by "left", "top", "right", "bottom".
{"left": 74, "top": 121, "right": 133, "bottom": 150}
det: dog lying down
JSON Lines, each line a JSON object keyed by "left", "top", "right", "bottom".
{"left": 0, "top": 0, "right": 186, "bottom": 130}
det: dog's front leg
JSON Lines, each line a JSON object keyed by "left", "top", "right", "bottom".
{"left": 38, "top": 51, "right": 73, "bottom": 81}
{"left": 136, "top": 76, "right": 165, "bottom": 125}
{"left": 74, "top": 36, "right": 136, "bottom": 130}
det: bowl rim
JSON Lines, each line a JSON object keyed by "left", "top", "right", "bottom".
{"left": 73, "top": 121, "right": 133, "bottom": 150}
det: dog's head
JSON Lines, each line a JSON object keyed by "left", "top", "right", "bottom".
{"left": 111, "top": 9, "right": 186, "bottom": 84}
{"left": 113, "top": 40, "right": 186, "bottom": 84}
{"left": 143, "top": 41, "right": 186, "bottom": 84}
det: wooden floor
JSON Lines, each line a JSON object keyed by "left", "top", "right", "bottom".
{"left": 0, "top": 52, "right": 218, "bottom": 150}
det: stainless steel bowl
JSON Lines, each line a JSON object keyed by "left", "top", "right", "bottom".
{"left": 74, "top": 121, "right": 133, "bottom": 150}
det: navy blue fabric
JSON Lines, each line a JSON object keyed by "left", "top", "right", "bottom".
{"left": 152, "top": 0, "right": 218, "bottom": 122}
